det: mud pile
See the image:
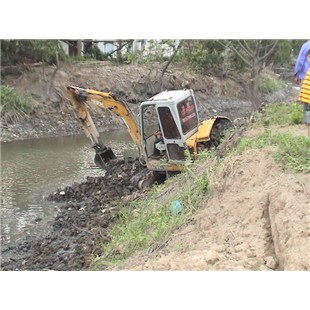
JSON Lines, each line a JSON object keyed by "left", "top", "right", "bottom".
{"left": 0, "top": 158, "right": 147, "bottom": 271}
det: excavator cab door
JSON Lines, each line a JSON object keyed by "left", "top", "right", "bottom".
{"left": 140, "top": 104, "right": 161, "bottom": 159}
{"left": 140, "top": 89, "right": 200, "bottom": 165}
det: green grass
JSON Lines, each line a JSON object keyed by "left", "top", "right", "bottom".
{"left": 273, "top": 133, "right": 310, "bottom": 173}
{"left": 258, "top": 102, "right": 304, "bottom": 126}
{"left": 259, "top": 73, "right": 285, "bottom": 94}
{"left": 90, "top": 169, "right": 211, "bottom": 270}
{"left": 237, "top": 129, "right": 310, "bottom": 173}
{"left": 0, "top": 85, "right": 33, "bottom": 115}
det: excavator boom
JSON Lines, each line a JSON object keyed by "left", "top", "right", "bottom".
{"left": 67, "top": 86, "right": 142, "bottom": 169}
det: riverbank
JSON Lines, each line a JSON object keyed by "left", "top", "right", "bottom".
{"left": 0, "top": 62, "right": 299, "bottom": 143}
{"left": 1, "top": 157, "right": 148, "bottom": 270}
{"left": 1, "top": 118, "right": 309, "bottom": 271}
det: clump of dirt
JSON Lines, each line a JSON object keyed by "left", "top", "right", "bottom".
{"left": 0, "top": 158, "right": 148, "bottom": 270}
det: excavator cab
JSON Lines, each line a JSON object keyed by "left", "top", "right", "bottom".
{"left": 140, "top": 89, "right": 199, "bottom": 171}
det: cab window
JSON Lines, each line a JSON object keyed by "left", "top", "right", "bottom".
{"left": 157, "top": 107, "right": 181, "bottom": 139}
{"left": 177, "top": 96, "right": 198, "bottom": 134}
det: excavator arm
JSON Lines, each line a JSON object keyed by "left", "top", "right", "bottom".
{"left": 67, "top": 86, "right": 142, "bottom": 169}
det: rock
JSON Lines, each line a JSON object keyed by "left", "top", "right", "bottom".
{"left": 59, "top": 191, "right": 65, "bottom": 196}
{"left": 265, "top": 256, "right": 278, "bottom": 270}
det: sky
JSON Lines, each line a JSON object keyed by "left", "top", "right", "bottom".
{"left": 1, "top": 1, "right": 309, "bottom": 39}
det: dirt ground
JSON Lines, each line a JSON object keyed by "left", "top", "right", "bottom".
{"left": 1, "top": 62, "right": 308, "bottom": 271}
{"left": 120, "top": 145, "right": 310, "bottom": 271}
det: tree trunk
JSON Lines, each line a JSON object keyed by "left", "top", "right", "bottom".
{"left": 160, "top": 41, "right": 182, "bottom": 91}
{"left": 251, "top": 58, "right": 261, "bottom": 111}
{"left": 77, "top": 40, "right": 82, "bottom": 56}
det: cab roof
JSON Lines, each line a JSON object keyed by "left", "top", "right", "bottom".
{"left": 146, "top": 89, "right": 192, "bottom": 102}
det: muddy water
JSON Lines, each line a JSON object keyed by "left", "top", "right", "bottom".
{"left": 0, "top": 130, "right": 137, "bottom": 245}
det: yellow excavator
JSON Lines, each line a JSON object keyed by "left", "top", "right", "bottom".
{"left": 67, "top": 86, "right": 232, "bottom": 175}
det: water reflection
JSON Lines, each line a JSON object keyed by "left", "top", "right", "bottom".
{"left": 0, "top": 130, "right": 137, "bottom": 244}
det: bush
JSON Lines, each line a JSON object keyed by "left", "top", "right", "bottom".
{"left": 259, "top": 73, "right": 285, "bottom": 94}
{"left": 1, "top": 40, "right": 67, "bottom": 66}
{"left": 0, "top": 86, "right": 33, "bottom": 123}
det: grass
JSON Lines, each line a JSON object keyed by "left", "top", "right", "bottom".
{"left": 272, "top": 133, "right": 310, "bottom": 173}
{"left": 258, "top": 102, "right": 304, "bottom": 126}
{"left": 0, "top": 85, "right": 33, "bottom": 114}
{"left": 241, "top": 102, "right": 309, "bottom": 173}
{"left": 236, "top": 129, "right": 310, "bottom": 173}
{"left": 90, "top": 166, "right": 211, "bottom": 270}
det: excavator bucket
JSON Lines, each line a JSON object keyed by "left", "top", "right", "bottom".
{"left": 93, "top": 145, "right": 117, "bottom": 170}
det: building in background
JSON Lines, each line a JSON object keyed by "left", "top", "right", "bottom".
{"left": 60, "top": 39, "right": 178, "bottom": 58}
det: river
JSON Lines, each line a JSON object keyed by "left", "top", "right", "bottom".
{"left": 0, "top": 130, "right": 137, "bottom": 245}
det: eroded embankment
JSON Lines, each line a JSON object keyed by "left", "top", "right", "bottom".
{"left": 120, "top": 149, "right": 309, "bottom": 271}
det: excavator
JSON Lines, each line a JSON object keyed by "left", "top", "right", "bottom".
{"left": 66, "top": 86, "right": 232, "bottom": 180}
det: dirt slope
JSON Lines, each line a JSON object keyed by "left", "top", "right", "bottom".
{"left": 119, "top": 140, "right": 310, "bottom": 271}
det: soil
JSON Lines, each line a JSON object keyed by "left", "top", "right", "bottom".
{"left": 1, "top": 62, "right": 308, "bottom": 271}
{"left": 120, "top": 145, "right": 310, "bottom": 271}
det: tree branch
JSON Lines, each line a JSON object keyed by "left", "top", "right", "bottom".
{"left": 258, "top": 40, "right": 279, "bottom": 62}
{"left": 160, "top": 40, "right": 183, "bottom": 90}
{"left": 237, "top": 40, "right": 253, "bottom": 57}
{"left": 229, "top": 41, "right": 252, "bottom": 67}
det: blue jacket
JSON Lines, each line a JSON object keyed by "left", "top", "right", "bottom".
{"left": 294, "top": 40, "right": 310, "bottom": 80}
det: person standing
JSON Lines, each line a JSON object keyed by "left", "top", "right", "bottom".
{"left": 298, "top": 66, "right": 310, "bottom": 137}
{"left": 294, "top": 40, "right": 310, "bottom": 83}
{"left": 295, "top": 41, "right": 310, "bottom": 137}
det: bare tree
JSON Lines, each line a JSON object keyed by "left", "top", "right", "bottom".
{"left": 224, "top": 40, "right": 279, "bottom": 110}
{"left": 160, "top": 40, "right": 183, "bottom": 91}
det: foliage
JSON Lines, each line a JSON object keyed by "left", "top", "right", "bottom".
{"left": 91, "top": 44, "right": 109, "bottom": 61}
{"left": 179, "top": 40, "right": 226, "bottom": 75}
{"left": 291, "top": 39, "right": 308, "bottom": 58}
{"left": 259, "top": 72, "right": 285, "bottom": 94}
{"left": 272, "top": 40, "right": 294, "bottom": 66}
{"left": 0, "top": 85, "right": 33, "bottom": 114}
{"left": 1, "top": 40, "right": 67, "bottom": 66}
{"left": 258, "top": 102, "right": 304, "bottom": 126}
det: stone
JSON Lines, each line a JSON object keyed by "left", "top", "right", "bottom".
{"left": 265, "top": 256, "right": 278, "bottom": 270}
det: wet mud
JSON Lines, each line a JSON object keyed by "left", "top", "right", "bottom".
{"left": 0, "top": 158, "right": 147, "bottom": 270}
